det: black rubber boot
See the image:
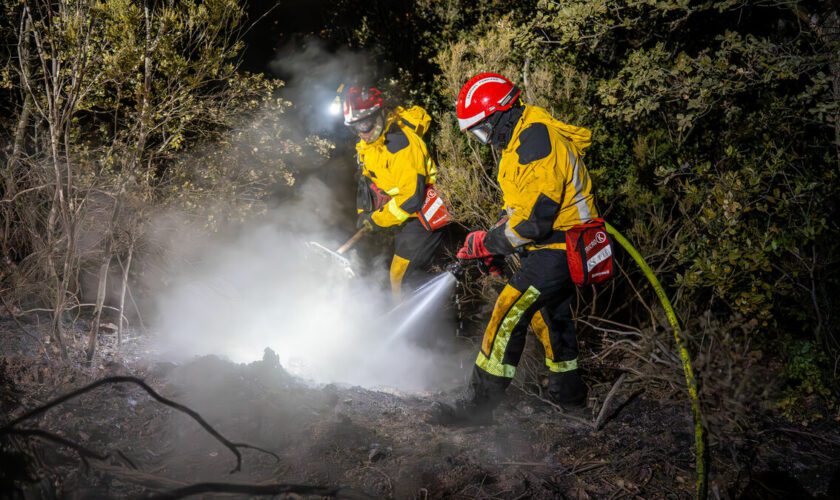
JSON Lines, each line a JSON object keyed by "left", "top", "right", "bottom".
{"left": 548, "top": 369, "right": 588, "bottom": 408}
{"left": 430, "top": 366, "right": 509, "bottom": 426}
{"left": 430, "top": 398, "right": 497, "bottom": 426}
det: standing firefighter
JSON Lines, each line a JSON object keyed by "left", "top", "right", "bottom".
{"left": 439, "top": 72, "right": 598, "bottom": 424}
{"left": 343, "top": 86, "right": 448, "bottom": 299}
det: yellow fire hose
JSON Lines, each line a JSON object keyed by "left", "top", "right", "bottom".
{"left": 605, "top": 222, "right": 707, "bottom": 500}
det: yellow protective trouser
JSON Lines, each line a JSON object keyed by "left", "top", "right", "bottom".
{"left": 389, "top": 218, "right": 443, "bottom": 299}
{"left": 472, "top": 248, "right": 579, "bottom": 399}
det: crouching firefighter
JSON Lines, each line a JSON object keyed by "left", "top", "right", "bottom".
{"left": 343, "top": 86, "right": 451, "bottom": 300}
{"left": 437, "top": 72, "right": 600, "bottom": 425}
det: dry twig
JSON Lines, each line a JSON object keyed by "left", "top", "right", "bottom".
{"left": 594, "top": 373, "right": 628, "bottom": 431}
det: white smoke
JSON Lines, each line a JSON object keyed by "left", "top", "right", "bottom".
{"left": 145, "top": 38, "right": 471, "bottom": 393}
{"left": 269, "top": 38, "right": 377, "bottom": 133}
{"left": 149, "top": 177, "right": 470, "bottom": 392}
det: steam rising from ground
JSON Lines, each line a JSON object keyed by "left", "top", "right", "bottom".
{"left": 149, "top": 40, "right": 468, "bottom": 392}
{"left": 151, "top": 179, "right": 469, "bottom": 393}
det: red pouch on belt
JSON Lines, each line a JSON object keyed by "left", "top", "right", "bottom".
{"left": 565, "top": 218, "right": 614, "bottom": 286}
{"left": 418, "top": 185, "right": 452, "bottom": 231}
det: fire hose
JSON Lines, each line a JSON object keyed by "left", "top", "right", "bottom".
{"left": 605, "top": 222, "right": 707, "bottom": 500}
{"left": 446, "top": 224, "right": 707, "bottom": 499}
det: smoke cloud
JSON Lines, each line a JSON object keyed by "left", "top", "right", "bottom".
{"left": 269, "top": 38, "right": 378, "bottom": 133}
{"left": 144, "top": 39, "right": 471, "bottom": 394}
{"left": 149, "top": 177, "right": 470, "bottom": 393}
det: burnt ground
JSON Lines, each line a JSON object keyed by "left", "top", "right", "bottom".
{"left": 2, "top": 319, "right": 840, "bottom": 499}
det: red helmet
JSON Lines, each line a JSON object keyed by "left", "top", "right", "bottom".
{"left": 456, "top": 73, "right": 521, "bottom": 131}
{"left": 343, "top": 86, "right": 383, "bottom": 125}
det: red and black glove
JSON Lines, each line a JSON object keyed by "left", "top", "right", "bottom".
{"left": 478, "top": 255, "right": 505, "bottom": 277}
{"left": 369, "top": 183, "right": 391, "bottom": 211}
{"left": 456, "top": 230, "right": 492, "bottom": 260}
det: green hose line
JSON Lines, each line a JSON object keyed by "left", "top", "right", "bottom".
{"left": 605, "top": 222, "right": 707, "bottom": 500}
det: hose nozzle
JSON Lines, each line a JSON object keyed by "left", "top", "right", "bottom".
{"left": 446, "top": 260, "right": 465, "bottom": 279}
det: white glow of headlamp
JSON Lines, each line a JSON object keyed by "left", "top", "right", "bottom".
{"left": 328, "top": 83, "right": 345, "bottom": 116}
{"left": 328, "top": 96, "right": 341, "bottom": 116}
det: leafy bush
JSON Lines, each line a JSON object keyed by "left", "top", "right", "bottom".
{"left": 398, "top": 0, "right": 840, "bottom": 424}
{"left": 778, "top": 338, "right": 836, "bottom": 423}
{"left": 0, "top": 0, "right": 327, "bottom": 358}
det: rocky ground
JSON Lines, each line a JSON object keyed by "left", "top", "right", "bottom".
{"left": 1, "top": 318, "right": 839, "bottom": 499}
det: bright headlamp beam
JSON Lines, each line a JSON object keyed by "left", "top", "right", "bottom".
{"left": 328, "top": 83, "right": 345, "bottom": 116}
{"left": 328, "top": 96, "right": 341, "bottom": 115}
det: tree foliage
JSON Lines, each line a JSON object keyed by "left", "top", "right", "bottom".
{"left": 330, "top": 0, "right": 839, "bottom": 421}
{"left": 0, "top": 0, "right": 326, "bottom": 359}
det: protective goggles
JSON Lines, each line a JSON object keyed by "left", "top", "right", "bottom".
{"left": 467, "top": 119, "right": 494, "bottom": 145}
{"left": 348, "top": 113, "right": 379, "bottom": 134}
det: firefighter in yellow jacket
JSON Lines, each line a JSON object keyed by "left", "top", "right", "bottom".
{"left": 438, "top": 72, "right": 596, "bottom": 424}
{"left": 343, "top": 86, "right": 443, "bottom": 299}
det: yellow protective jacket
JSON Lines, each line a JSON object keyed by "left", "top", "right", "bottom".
{"left": 485, "top": 105, "right": 598, "bottom": 254}
{"left": 355, "top": 106, "right": 437, "bottom": 228}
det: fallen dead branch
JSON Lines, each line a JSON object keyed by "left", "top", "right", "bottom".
{"left": 85, "top": 461, "right": 376, "bottom": 499}
{"left": 149, "top": 482, "right": 374, "bottom": 499}
{"left": 1, "top": 375, "right": 365, "bottom": 498}
{"left": 7, "top": 427, "right": 112, "bottom": 465}
{"left": 0, "top": 375, "right": 278, "bottom": 473}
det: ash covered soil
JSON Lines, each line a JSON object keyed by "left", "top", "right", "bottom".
{"left": 2, "top": 322, "right": 839, "bottom": 499}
